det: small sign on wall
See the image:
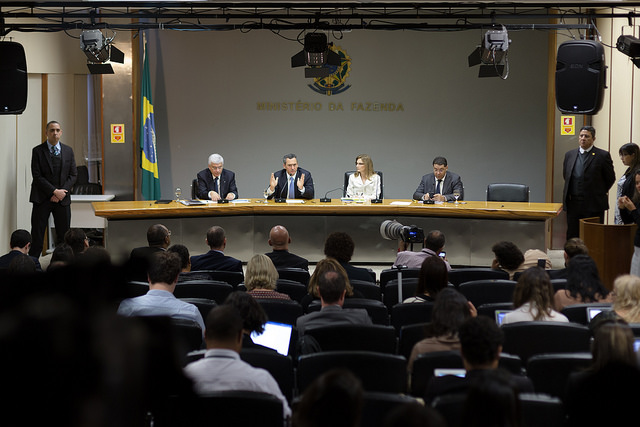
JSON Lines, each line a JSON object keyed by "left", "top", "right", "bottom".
{"left": 111, "top": 124, "right": 125, "bottom": 143}
{"left": 561, "top": 116, "right": 575, "bottom": 135}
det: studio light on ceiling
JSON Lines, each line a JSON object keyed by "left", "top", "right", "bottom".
{"left": 468, "top": 26, "right": 511, "bottom": 79}
{"left": 80, "top": 29, "right": 125, "bottom": 74}
{"left": 291, "top": 32, "right": 341, "bottom": 78}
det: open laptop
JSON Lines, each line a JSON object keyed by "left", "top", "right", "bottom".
{"left": 495, "top": 310, "right": 513, "bottom": 326}
{"left": 586, "top": 306, "right": 613, "bottom": 322}
{"left": 250, "top": 321, "right": 293, "bottom": 356}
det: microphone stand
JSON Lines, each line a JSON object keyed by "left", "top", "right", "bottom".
{"left": 321, "top": 187, "right": 343, "bottom": 203}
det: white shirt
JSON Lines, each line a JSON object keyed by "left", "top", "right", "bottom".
{"left": 502, "top": 302, "right": 569, "bottom": 324}
{"left": 184, "top": 348, "right": 291, "bottom": 418}
{"left": 346, "top": 173, "right": 381, "bottom": 199}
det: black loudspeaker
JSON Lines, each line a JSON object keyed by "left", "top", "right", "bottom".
{"left": 555, "top": 40, "right": 606, "bottom": 115}
{"left": 0, "top": 42, "right": 28, "bottom": 115}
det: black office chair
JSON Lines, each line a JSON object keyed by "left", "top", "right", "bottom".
{"left": 206, "top": 270, "right": 244, "bottom": 288}
{"left": 560, "top": 303, "right": 613, "bottom": 325}
{"left": 343, "top": 170, "right": 384, "bottom": 199}
{"left": 170, "top": 318, "right": 204, "bottom": 353}
{"left": 191, "top": 178, "right": 198, "bottom": 199}
{"left": 383, "top": 279, "right": 419, "bottom": 310}
{"left": 410, "top": 350, "right": 464, "bottom": 397}
{"left": 486, "top": 183, "right": 530, "bottom": 202}
{"left": 257, "top": 299, "right": 304, "bottom": 326}
{"left": 277, "top": 267, "right": 310, "bottom": 285}
{"left": 178, "top": 297, "right": 217, "bottom": 321}
{"left": 124, "top": 281, "right": 149, "bottom": 298}
{"left": 302, "top": 324, "right": 397, "bottom": 354}
{"left": 360, "top": 392, "right": 421, "bottom": 427}
{"left": 448, "top": 268, "right": 509, "bottom": 287}
{"left": 173, "top": 280, "right": 234, "bottom": 304}
{"left": 526, "top": 352, "right": 592, "bottom": 399}
{"left": 154, "top": 391, "right": 284, "bottom": 427}
{"left": 297, "top": 351, "right": 406, "bottom": 394}
{"left": 475, "top": 302, "right": 515, "bottom": 320}
{"left": 457, "top": 279, "right": 517, "bottom": 308}
{"left": 275, "top": 279, "right": 307, "bottom": 302}
{"left": 398, "top": 322, "right": 429, "bottom": 360}
{"left": 307, "top": 298, "right": 389, "bottom": 326}
{"left": 501, "top": 321, "right": 591, "bottom": 363}
{"left": 391, "top": 303, "right": 434, "bottom": 332}
{"left": 71, "top": 165, "right": 102, "bottom": 195}
{"left": 240, "top": 349, "right": 295, "bottom": 402}
{"left": 550, "top": 278, "right": 568, "bottom": 293}
{"left": 350, "top": 279, "right": 382, "bottom": 301}
{"left": 379, "top": 268, "right": 422, "bottom": 291}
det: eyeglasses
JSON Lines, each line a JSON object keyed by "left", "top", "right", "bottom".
{"left": 355, "top": 162, "right": 365, "bottom": 165}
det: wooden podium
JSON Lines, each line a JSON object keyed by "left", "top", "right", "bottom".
{"left": 580, "top": 217, "right": 637, "bottom": 290}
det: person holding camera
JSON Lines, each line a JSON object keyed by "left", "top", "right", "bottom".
{"left": 393, "top": 229, "right": 451, "bottom": 271}
{"left": 413, "top": 156, "right": 464, "bottom": 202}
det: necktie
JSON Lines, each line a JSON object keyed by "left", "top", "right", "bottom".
{"left": 289, "top": 176, "right": 295, "bottom": 198}
{"left": 214, "top": 177, "right": 219, "bottom": 194}
{"left": 51, "top": 146, "right": 59, "bottom": 156}
{"left": 436, "top": 179, "right": 442, "bottom": 195}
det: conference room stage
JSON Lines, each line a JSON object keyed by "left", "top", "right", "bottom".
{"left": 93, "top": 199, "right": 561, "bottom": 267}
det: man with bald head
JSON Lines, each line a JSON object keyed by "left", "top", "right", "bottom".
{"left": 264, "top": 225, "right": 309, "bottom": 271}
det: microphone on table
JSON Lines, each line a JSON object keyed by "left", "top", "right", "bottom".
{"left": 275, "top": 176, "right": 288, "bottom": 203}
{"left": 321, "top": 187, "right": 343, "bottom": 203}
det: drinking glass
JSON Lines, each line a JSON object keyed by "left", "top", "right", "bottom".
{"left": 175, "top": 187, "right": 182, "bottom": 201}
{"left": 453, "top": 190, "right": 461, "bottom": 204}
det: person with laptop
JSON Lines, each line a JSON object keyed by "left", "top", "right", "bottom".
{"left": 184, "top": 305, "right": 291, "bottom": 419}
{"left": 424, "top": 316, "right": 533, "bottom": 403}
{"left": 502, "top": 267, "right": 568, "bottom": 324}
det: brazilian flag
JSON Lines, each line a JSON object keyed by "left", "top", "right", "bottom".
{"left": 140, "top": 41, "right": 161, "bottom": 200}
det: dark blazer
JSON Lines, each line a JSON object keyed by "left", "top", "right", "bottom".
{"left": 0, "top": 250, "right": 42, "bottom": 271}
{"left": 190, "top": 250, "right": 244, "bottom": 274}
{"left": 196, "top": 168, "right": 238, "bottom": 200}
{"left": 413, "top": 172, "right": 464, "bottom": 201}
{"left": 29, "top": 142, "right": 77, "bottom": 206}
{"left": 267, "top": 167, "right": 314, "bottom": 200}
{"left": 265, "top": 250, "right": 309, "bottom": 271}
{"left": 128, "top": 246, "right": 166, "bottom": 282}
{"left": 296, "top": 305, "right": 372, "bottom": 335}
{"left": 339, "top": 261, "right": 375, "bottom": 283}
{"left": 562, "top": 146, "right": 615, "bottom": 212}
{"left": 619, "top": 168, "right": 640, "bottom": 224}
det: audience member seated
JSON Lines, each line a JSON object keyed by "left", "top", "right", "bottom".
{"left": 245, "top": 254, "right": 291, "bottom": 300}
{"left": 296, "top": 268, "right": 372, "bottom": 335}
{"left": 64, "top": 228, "right": 89, "bottom": 257}
{"left": 323, "top": 232, "right": 373, "bottom": 283}
{"left": 403, "top": 256, "right": 449, "bottom": 303}
{"left": 425, "top": 316, "right": 533, "bottom": 403}
{"left": 502, "top": 267, "right": 569, "bottom": 324}
{"left": 224, "top": 291, "right": 275, "bottom": 352}
{"left": 265, "top": 225, "right": 309, "bottom": 271}
{"left": 7, "top": 253, "right": 38, "bottom": 277}
{"left": 47, "top": 243, "right": 75, "bottom": 271}
{"left": 611, "top": 274, "right": 640, "bottom": 323}
{"left": 554, "top": 254, "right": 611, "bottom": 311}
{"left": 128, "top": 224, "right": 171, "bottom": 281}
{"left": 77, "top": 246, "right": 112, "bottom": 268}
{"left": 183, "top": 306, "right": 291, "bottom": 419}
{"left": 293, "top": 368, "right": 363, "bottom": 427}
{"left": 168, "top": 244, "right": 191, "bottom": 273}
{"left": 552, "top": 237, "right": 589, "bottom": 279}
{"left": 519, "top": 248, "right": 552, "bottom": 270}
{"left": 565, "top": 321, "right": 640, "bottom": 427}
{"left": 300, "top": 258, "right": 359, "bottom": 309}
{"left": 459, "top": 369, "right": 523, "bottom": 427}
{"left": 393, "top": 230, "right": 451, "bottom": 271}
{"left": 383, "top": 402, "right": 446, "bottom": 427}
{"left": 491, "top": 241, "right": 525, "bottom": 280}
{"left": 408, "top": 288, "right": 476, "bottom": 372}
{"left": 190, "top": 226, "right": 244, "bottom": 276}
{"left": 118, "top": 251, "right": 205, "bottom": 332}
{"left": 0, "top": 229, "right": 42, "bottom": 272}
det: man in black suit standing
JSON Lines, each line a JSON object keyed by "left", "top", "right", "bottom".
{"left": 190, "top": 226, "right": 244, "bottom": 276}
{"left": 29, "top": 121, "right": 77, "bottom": 258}
{"left": 265, "top": 153, "right": 314, "bottom": 200}
{"left": 413, "top": 156, "right": 464, "bottom": 202}
{"left": 196, "top": 153, "right": 238, "bottom": 201}
{"left": 563, "top": 126, "right": 615, "bottom": 239}
{"left": 265, "top": 225, "right": 309, "bottom": 270}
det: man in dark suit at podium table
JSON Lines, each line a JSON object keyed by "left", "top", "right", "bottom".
{"left": 413, "top": 156, "right": 464, "bottom": 202}
{"left": 196, "top": 153, "right": 238, "bottom": 201}
{"left": 562, "top": 126, "right": 615, "bottom": 239}
{"left": 29, "top": 121, "right": 77, "bottom": 258}
{"left": 265, "top": 153, "right": 314, "bottom": 200}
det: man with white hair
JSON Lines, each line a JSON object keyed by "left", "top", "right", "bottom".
{"left": 196, "top": 153, "right": 238, "bottom": 201}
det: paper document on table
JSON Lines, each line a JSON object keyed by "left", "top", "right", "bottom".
{"left": 390, "top": 201, "right": 412, "bottom": 206}
{"left": 231, "top": 199, "right": 251, "bottom": 203}
{"left": 286, "top": 199, "right": 305, "bottom": 204}
{"left": 179, "top": 199, "right": 206, "bottom": 206}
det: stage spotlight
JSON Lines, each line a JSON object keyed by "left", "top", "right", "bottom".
{"left": 291, "top": 32, "right": 341, "bottom": 78}
{"left": 468, "top": 26, "right": 511, "bottom": 78}
{"left": 80, "top": 29, "right": 125, "bottom": 74}
{"left": 617, "top": 34, "right": 640, "bottom": 68}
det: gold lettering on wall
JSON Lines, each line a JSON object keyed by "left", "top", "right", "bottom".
{"left": 257, "top": 102, "right": 404, "bottom": 112}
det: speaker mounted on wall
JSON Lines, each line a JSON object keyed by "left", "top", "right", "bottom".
{"left": 0, "top": 41, "right": 28, "bottom": 115}
{"left": 555, "top": 40, "right": 606, "bottom": 115}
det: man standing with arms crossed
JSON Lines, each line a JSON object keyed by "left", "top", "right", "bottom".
{"left": 29, "top": 121, "right": 77, "bottom": 258}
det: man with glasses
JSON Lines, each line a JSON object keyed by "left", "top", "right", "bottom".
{"left": 265, "top": 153, "right": 315, "bottom": 200}
{"left": 196, "top": 153, "right": 238, "bottom": 201}
{"left": 413, "top": 156, "right": 464, "bottom": 202}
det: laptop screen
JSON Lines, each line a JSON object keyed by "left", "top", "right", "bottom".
{"left": 586, "top": 306, "right": 613, "bottom": 321}
{"left": 250, "top": 321, "right": 293, "bottom": 356}
{"left": 495, "top": 310, "right": 512, "bottom": 326}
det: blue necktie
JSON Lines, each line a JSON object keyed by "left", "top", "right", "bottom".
{"left": 289, "top": 176, "right": 295, "bottom": 198}
{"left": 51, "top": 146, "right": 59, "bottom": 156}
